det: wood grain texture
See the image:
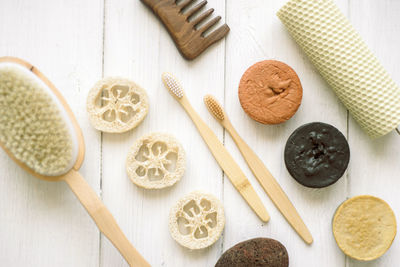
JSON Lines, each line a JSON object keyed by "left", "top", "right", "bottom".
{"left": 1, "top": 0, "right": 400, "bottom": 266}
{"left": 140, "top": 0, "right": 229, "bottom": 60}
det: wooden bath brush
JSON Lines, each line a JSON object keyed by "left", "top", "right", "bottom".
{"left": 0, "top": 57, "right": 149, "bottom": 267}
{"left": 140, "top": 0, "right": 229, "bottom": 60}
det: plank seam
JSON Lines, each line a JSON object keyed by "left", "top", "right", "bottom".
{"left": 220, "top": 0, "right": 228, "bottom": 257}
{"left": 99, "top": 0, "right": 106, "bottom": 266}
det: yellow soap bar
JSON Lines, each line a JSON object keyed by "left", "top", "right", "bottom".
{"left": 332, "top": 195, "right": 396, "bottom": 261}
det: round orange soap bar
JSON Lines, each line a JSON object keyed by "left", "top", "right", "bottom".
{"left": 238, "top": 60, "right": 303, "bottom": 124}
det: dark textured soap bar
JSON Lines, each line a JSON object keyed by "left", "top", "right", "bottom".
{"left": 284, "top": 122, "right": 350, "bottom": 188}
{"left": 215, "top": 238, "right": 289, "bottom": 267}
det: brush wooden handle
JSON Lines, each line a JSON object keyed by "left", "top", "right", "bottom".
{"left": 63, "top": 170, "right": 150, "bottom": 267}
{"left": 179, "top": 96, "right": 269, "bottom": 222}
{"left": 224, "top": 120, "right": 313, "bottom": 244}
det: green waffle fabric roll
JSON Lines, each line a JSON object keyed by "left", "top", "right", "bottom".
{"left": 278, "top": 0, "right": 400, "bottom": 138}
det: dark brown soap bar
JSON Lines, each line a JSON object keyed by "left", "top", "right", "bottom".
{"left": 284, "top": 122, "right": 350, "bottom": 188}
{"left": 215, "top": 238, "right": 289, "bottom": 267}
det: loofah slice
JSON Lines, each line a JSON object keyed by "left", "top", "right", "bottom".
{"left": 126, "top": 132, "right": 185, "bottom": 189}
{"left": 169, "top": 191, "right": 225, "bottom": 250}
{"left": 87, "top": 77, "right": 149, "bottom": 133}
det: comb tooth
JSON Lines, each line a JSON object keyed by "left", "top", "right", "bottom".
{"left": 204, "top": 24, "right": 230, "bottom": 43}
{"left": 178, "top": 0, "right": 195, "bottom": 10}
{"left": 186, "top": 0, "right": 207, "bottom": 18}
{"left": 191, "top": 8, "right": 214, "bottom": 26}
{"left": 199, "top": 16, "right": 221, "bottom": 34}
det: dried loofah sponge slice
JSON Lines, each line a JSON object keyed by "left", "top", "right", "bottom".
{"left": 169, "top": 191, "right": 225, "bottom": 250}
{"left": 87, "top": 77, "right": 149, "bottom": 133}
{"left": 0, "top": 63, "right": 75, "bottom": 176}
{"left": 126, "top": 132, "right": 185, "bottom": 189}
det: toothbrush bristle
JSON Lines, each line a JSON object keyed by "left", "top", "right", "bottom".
{"left": 162, "top": 72, "right": 184, "bottom": 98}
{"left": 204, "top": 95, "right": 224, "bottom": 120}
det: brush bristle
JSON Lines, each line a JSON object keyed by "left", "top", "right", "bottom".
{"left": 204, "top": 95, "right": 224, "bottom": 120}
{"left": 162, "top": 72, "right": 184, "bottom": 98}
{"left": 0, "top": 63, "right": 75, "bottom": 176}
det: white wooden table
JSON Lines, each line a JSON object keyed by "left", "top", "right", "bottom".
{"left": 1, "top": 0, "right": 399, "bottom": 266}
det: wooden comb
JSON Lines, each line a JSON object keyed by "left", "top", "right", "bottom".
{"left": 140, "top": 0, "right": 230, "bottom": 60}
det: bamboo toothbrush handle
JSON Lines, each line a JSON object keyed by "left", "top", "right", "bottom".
{"left": 63, "top": 170, "right": 150, "bottom": 267}
{"left": 225, "top": 123, "right": 313, "bottom": 244}
{"left": 179, "top": 97, "right": 269, "bottom": 222}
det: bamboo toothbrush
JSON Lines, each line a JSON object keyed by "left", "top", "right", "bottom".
{"left": 161, "top": 72, "right": 269, "bottom": 222}
{"left": 204, "top": 94, "right": 313, "bottom": 244}
{"left": 0, "top": 57, "right": 150, "bottom": 267}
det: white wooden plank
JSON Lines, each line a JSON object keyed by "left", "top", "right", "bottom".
{"left": 102, "top": 0, "right": 226, "bottom": 266}
{"left": 348, "top": 1, "right": 400, "bottom": 266}
{"left": 1, "top": 0, "right": 399, "bottom": 266}
{"left": 224, "top": 0, "right": 349, "bottom": 266}
{"left": 0, "top": 0, "right": 103, "bottom": 266}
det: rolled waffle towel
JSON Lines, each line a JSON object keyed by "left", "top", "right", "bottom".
{"left": 277, "top": 0, "right": 400, "bottom": 138}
